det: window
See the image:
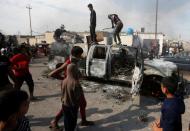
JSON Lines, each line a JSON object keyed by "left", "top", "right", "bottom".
{"left": 93, "top": 47, "right": 107, "bottom": 59}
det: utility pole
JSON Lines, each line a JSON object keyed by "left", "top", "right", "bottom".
{"left": 26, "top": 5, "right": 32, "bottom": 36}
{"left": 155, "top": 0, "right": 158, "bottom": 43}
{"left": 154, "top": 0, "right": 159, "bottom": 58}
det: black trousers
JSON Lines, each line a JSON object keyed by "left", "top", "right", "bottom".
{"left": 113, "top": 21, "right": 123, "bottom": 43}
{"left": 63, "top": 105, "right": 79, "bottom": 131}
{"left": 90, "top": 25, "right": 96, "bottom": 42}
{"left": 14, "top": 73, "right": 34, "bottom": 94}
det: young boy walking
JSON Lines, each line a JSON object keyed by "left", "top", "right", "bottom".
{"left": 61, "top": 63, "right": 83, "bottom": 131}
{"left": 48, "top": 46, "right": 93, "bottom": 129}
{"left": 151, "top": 76, "right": 185, "bottom": 131}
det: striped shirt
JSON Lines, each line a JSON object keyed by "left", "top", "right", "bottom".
{"left": 15, "top": 116, "right": 31, "bottom": 131}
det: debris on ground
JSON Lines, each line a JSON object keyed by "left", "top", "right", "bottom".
{"left": 80, "top": 80, "right": 131, "bottom": 103}
{"left": 138, "top": 110, "right": 148, "bottom": 122}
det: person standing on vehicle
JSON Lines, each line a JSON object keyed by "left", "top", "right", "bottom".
{"left": 108, "top": 14, "right": 123, "bottom": 45}
{"left": 88, "top": 3, "right": 96, "bottom": 43}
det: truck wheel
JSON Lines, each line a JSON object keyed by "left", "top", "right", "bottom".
{"left": 141, "top": 75, "right": 163, "bottom": 98}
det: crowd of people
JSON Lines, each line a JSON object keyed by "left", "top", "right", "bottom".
{"left": 162, "top": 42, "right": 184, "bottom": 56}
{"left": 0, "top": 3, "right": 188, "bottom": 131}
{"left": 0, "top": 35, "right": 35, "bottom": 130}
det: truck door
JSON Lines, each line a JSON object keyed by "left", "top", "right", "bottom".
{"left": 131, "top": 48, "right": 144, "bottom": 95}
{"left": 110, "top": 46, "right": 137, "bottom": 82}
{"left": 86, "top": 45, "right": 111, "bottom": 78}
{"left": 131, "top": 36, "right": 144, "bottom": 105}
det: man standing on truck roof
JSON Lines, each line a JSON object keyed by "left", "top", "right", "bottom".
{"left": 108, "top": 14, "right": 123, "bottom": 45}
{"left": 88, "top": 3, "right": 96, "bottom": 43}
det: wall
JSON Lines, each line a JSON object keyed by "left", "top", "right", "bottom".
{"left": 98, "top": 34, "right": 133, "bottom": 46}
{"left": 17, "top": 37, "right": 28, "bottom": 44}
{"left": 183, "top": 42, "right": 190, "bottom": 52}
{"left": 137, "top": 33, "right": 164, "bottom": 55}
{"left": 45, "top": 32, "right": 54, "bottom": 44}
{"left": 29, "top": 38, "right": 37, "bottom": 45}
{"left": 17, "top": 35, "right": 35, "bottom": 45}
{"left": 35, "top": 35, "right": 46, "bottom": 44}
{"left": 120, "top": 35, "right": 133, "bottom": 46}
{"left": 26, "top": 32, "right": 54, "bottom": 45}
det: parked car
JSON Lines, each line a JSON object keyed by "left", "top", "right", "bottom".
{"left": 163, "top": 51, "right": 190, "bottom": 71}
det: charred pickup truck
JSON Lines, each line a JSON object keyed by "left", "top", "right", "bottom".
{"left": 48, "top": 39, "right": 183, "bottom": 97}
{"left": 84, "top": 44, "right": 179, "bottom": 96}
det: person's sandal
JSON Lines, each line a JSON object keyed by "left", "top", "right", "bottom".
{"left": 49, "top": 124, "right": 61, "bottom": 130}
{"left": 49, "top": 120, "right": 61, "bottom": 129}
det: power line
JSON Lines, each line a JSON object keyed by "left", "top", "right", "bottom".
{"left": 26, "top": 5, "right": 33, "bottom": 36}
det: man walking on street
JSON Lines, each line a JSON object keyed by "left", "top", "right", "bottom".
{"left": 88, "top": 3, "right": 96, "bottom": 43}
{"left": 10, "top": 44, "right": 36, "bottom": 101}
{"left": 108, "top": 14, "right": 123, "bottom": 45}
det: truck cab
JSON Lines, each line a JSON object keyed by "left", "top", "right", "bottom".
{"left": 86, "top": 44, "right": 144, "bottom": 95}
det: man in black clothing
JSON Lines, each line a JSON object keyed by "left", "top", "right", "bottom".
{"left": 88, "top": 3, "right": 96, "bottom": 42}
{"left": 0, "top": 52, "right": 15, "bottom": 91}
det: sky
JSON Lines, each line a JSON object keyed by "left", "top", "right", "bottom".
{"left": 0, "top": 0, "right": 190, "bottom": 40}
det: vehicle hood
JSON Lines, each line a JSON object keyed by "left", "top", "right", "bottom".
{"left": 144, "top": 59, "right": 177, "bottom": 77}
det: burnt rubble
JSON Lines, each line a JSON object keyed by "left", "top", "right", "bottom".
{"left": 80, "top": 79, "right": 131, "bottom": 103}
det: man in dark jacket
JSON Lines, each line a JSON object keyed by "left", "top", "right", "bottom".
{"left": 88, "top": 3, "right": 96, "bottom": 42}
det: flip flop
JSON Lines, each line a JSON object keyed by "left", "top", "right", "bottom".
{"left": 49, "top": 124, "right": 61, "bottom": 130}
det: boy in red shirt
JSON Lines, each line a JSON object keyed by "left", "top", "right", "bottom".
{"left": 10, "top": 45, "right": 36, "bottom": 100}
{"left": 48, "top": 46, "right": 94, "bottom": 129}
